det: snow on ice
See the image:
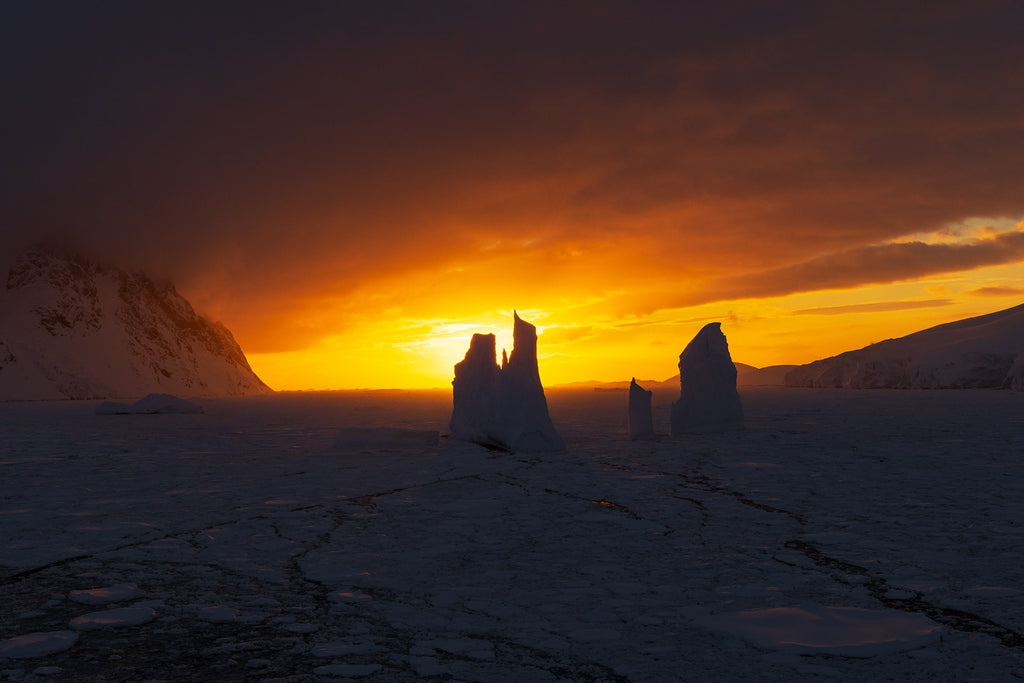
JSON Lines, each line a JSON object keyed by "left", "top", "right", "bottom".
{"left": 1, "top": 388, "right": 1023, "bottom": 680}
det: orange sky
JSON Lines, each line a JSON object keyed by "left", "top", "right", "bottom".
{"left": 241, "top": 221, "right": 1024, "bottom": 390}
{"left": 5, "top": 3, "right": 1024, "bottom": 389}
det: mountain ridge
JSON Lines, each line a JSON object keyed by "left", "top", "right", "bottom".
{"left": 0, "top": 248, "right": 271, "bottom": 400}
{"left": 785, "top": 302, "right": 1024, "bottom": 390}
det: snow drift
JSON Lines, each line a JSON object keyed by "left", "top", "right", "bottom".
{"left": 0, "top": 248, "right": 272, "bottom": 400}
{"left": 785, "top": 302, "right": 1024, "bottom": 390}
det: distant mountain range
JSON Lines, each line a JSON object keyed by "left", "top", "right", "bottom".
{"left": 785, "top": 303, "right": 1024, "bottom": 391}
{"left": 558, "top": 303, "right": 1024, "bottom": 393}
{"left": 0, "top": 248, "right": 271, "bottom": 400}
{"left": 555, "top": 363, "right": 797, "bottom": 392}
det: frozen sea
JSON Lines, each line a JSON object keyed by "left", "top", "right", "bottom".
{"left": 1, "top": 387, "right": 1023, "bottom": 681}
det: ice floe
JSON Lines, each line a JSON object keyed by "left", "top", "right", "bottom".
{"left": 95, "top": 393, "right": 203, "bottom": 415}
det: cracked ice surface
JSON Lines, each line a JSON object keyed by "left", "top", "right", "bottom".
{"left": 1, "top": 388, "right": 1024, "bottom": 680}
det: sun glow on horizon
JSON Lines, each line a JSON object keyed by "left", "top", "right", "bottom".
{"left": 247, "top": 272, "right": 1024, "bottom": 391}
{"left": 240, "top": 218, "right": 1024, "bottom": 391}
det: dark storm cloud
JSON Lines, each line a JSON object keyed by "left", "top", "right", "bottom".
{"left": 3, "top": 1, "right": 1024, "bottom": 345}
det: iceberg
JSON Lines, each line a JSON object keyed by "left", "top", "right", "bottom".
{"left": 451, "top": 313, "right": 564, "bottom": 452}
{"left": 671, "top": 323, "right": 744, "bottom": 435}
{"left": 628, "top": 378, "right": 655, "bottom": 441}
{"left": 95, "top": 393, "right": 204, "bottom": 415}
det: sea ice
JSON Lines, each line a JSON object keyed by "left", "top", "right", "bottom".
{"left": 700, "top": 604, "right": 943, "bottom": 656}
{"left": 68, "top": 606, "right": 155, "bottom": 630}
{"left": 197, "top": 605, "right": 239, "bottom": 623}
{"left": 95, "top": 393, "right": 203, "bottom": 415}
{"left": 3, "top": 388, "right": 1024, "bottom": 680}
{"left": 332, "top": 427, "right": 439, "bottom": 452}
{"left": 0, "top": 631, "right": 79, "bottom": 659}
{"left": 450, "top": 312, "right": 564, "bottom": 452}
{"left": 671, "top": 322, "right": 744, "bottom": 434}
{"left": 628, "top": 378, "right": 655, "bottom": 440}
{"left": 69, "top": 583, "right": 145, "bottom": 605}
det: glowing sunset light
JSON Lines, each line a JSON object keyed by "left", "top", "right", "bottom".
{"left": 4, "top": 4, "right": 1024, "bottom": 390}
{"left": 246, "top": 242, "right": 1024, "bottom": 390}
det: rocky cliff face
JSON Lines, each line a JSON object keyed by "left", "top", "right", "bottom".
{"left": 0, "top": 248, "right": 272, "bottom": 400}
{"left": 785, "top": 303, "right": 1024, "bottom": 391}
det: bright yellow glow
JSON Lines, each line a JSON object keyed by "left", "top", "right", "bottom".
{"left": 240, "top": 221, "right": 1024, "bottom": 390}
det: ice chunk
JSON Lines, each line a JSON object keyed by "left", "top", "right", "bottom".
{"left": 95, "top": 393, "right": 203, "bottom": 414}
{"left": 69, "top": 583, "right": 145, "bottom": 605}
{"left": 671, "top": 323, "right": 743, "bottom": 434}
{"left": 450, "top": 312, "right": 564, "bottom": 452}
{"left": 700, "top": 604, "right": 943, "bottom": 656}
{"left": 0, "top": 631, "right": 79, "bottom": 658}
{"left": 68, "top": 606, "right": 155, "bottom": 630}
{"left": 628, "top": 378, "right": 655, "bottom": 441}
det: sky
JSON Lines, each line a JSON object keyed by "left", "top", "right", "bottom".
{"left": 3, "top": 1, "right": 1024, "bottom": 389}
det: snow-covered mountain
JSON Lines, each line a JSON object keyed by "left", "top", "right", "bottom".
{"left": 785, "top": 303, "right": 1024, "bottom": 391}
{"left": 0, "top": 248, "right": 272, "bottom": 400}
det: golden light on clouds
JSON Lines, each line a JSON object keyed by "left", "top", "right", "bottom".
{"left": 246, "top": 221, "right": 1024, "bottom": 390}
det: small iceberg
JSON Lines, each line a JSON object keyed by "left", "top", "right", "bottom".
{"left": 95, "top": 393, "right": 204, "bottom": 415}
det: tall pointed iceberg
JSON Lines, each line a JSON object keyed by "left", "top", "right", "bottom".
{"left": 670, "top": 323, "right": 744, "bottom": 435}
{"left": 628, "top": 378, "right": 655, "bottom": 441}
{"left": 450, "top": 312, "right": 565, "bottom": 452}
